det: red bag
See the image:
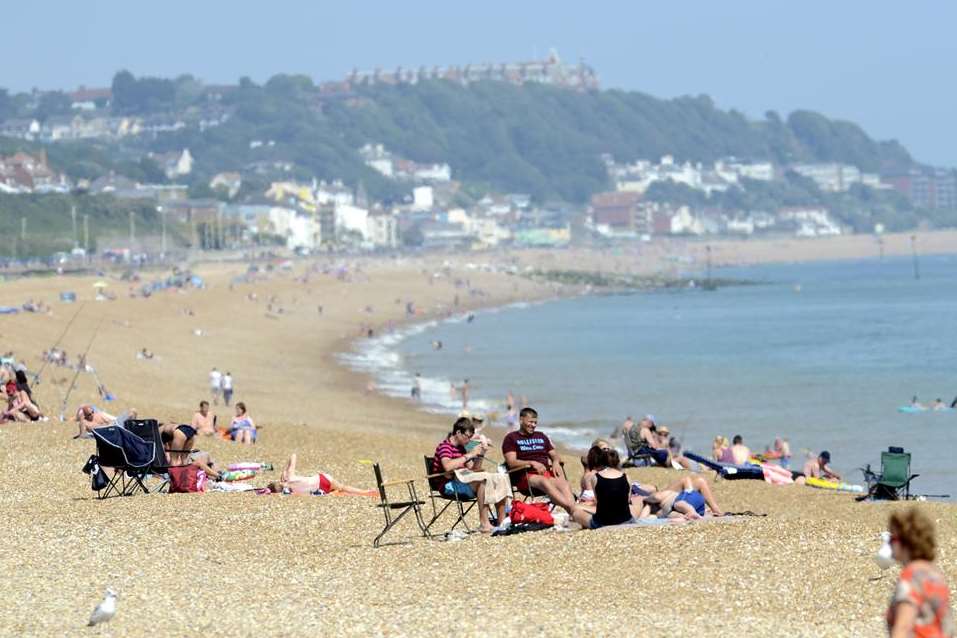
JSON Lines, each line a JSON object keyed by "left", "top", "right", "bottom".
{"left": 510, "top": 501, "right": 554, "bottom": 526}
{"left": 168, "top": 465, "right": 207, "bottom": 493}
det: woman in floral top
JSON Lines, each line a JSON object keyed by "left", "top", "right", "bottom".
{"left": 886, "top": 507, "right": 954, "bottom": 638}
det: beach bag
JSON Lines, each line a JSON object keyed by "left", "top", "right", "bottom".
{"left": 510, "top": 501, "right": 554, "bottom": 526}
{"left": 82, "top": 454, "right": 109, "bottom": 492}
{"left": 168, "top": 465, "right": 207, "bottom": 493}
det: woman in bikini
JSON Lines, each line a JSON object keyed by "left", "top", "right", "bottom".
{"left": 267, "top": 453, "right": 375, "bottom": 496}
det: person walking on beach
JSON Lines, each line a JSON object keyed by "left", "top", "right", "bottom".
{"left": 461, "top": 378, "right": 470, "bottom": 410}
{"left": 885, "top": 507, "right": 954, "bottom": 637}
{"left": 502, "top": 407, "right": 575, "bottom": 514}
{"left": 221, "top": 372, "right": 234, "bottom": 406}
{"left": 411, "top": 373, "right": 422, "bottom": 401}
{"left": 209, "top": 367, "right": 222, "bottom": 406}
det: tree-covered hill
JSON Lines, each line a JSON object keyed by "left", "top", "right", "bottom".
{"left": 0, "top": 73, "right": 922, "bottom": 205}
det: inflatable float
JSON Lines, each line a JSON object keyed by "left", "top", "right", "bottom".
{"left": 220, "top": 469, "right": 257, "bottom": 482}
{"left": 898, "top": 406, "right": 953, "bottom": 413}
{"left": 805, "top": 476, "right": 865, "bottom": 493}
{"left": 226, "top": 462, "right": 274, "bottom": 472}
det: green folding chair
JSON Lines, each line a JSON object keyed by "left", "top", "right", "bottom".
{"left": 872, "top": 451, "right": 919, "bottom": 500}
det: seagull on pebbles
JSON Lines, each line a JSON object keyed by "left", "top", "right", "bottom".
{"left": 87, "top": 589, "right": 118, "bottom": 627}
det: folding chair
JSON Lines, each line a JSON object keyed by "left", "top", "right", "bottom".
{"left": 866, "top": 449, "right": 919, "bottom": 500}
{"left": 507, "top": 461, "right": 567, "bottom": 507}
{"left": 91, "top": 426, "right": 155, "bottom": 499}
{"left": 124, "top": 419, "right": 193, "bottom": 493}
{"left": 371, "top": 463, "right": 427, "bottom": 548}
{"left": 422, "top": 456, "right": 478, "bottom": 536}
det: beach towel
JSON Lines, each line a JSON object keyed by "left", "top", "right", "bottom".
{"left": 760, "top": 462, "right": 794, "bottom": 485}
{"left": 454, "top": 468, "right": 511, "bottom": 504}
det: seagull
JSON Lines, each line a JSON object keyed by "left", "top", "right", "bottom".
{"left": 87, "top": 589, "right": 118, "bottom": 626}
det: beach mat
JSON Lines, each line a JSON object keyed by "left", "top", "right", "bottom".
{"left": 599, "top": 516, "right": 750, "bottom": 531}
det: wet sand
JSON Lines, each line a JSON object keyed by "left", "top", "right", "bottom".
{"left": 0, "top": 239, "right": 954, "bottom": 637}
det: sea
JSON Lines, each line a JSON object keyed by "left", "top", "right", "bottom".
{"left": 340, "top": 253, "right": 957, "bottom": 498}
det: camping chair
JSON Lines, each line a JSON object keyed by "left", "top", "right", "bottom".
{"left": 422, "top": 456, "right": 478, "bottom": 536}
{"left": 124, "top": 419, "right": 194, "bottom": 493}
{"left": 507, "top": 461, "right": 567, "bottom": 508}
{"left": 90, "top": 426, "right": 155, "bottom": 499}
{"left": 371, "top": 463, "right": 427, "bottom": 548}
{"left": 864, "top": 448, "right": 919, "bottom": 500}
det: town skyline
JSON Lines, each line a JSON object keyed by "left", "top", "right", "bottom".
{"left": 1, "top": 1, "right": 956, "bottom": 167}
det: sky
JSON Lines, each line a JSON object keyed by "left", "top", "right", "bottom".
{"left": 3, "top": 1, "right": 955, "bottom": 166}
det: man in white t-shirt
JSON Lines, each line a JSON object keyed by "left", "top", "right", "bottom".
{"left": 222, "top": 372, "right": 234, "bottom": 406}
{"left": 209, "top": 368, "right": 222, "bottom": 405}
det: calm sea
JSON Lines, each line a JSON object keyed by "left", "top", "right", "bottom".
{"left": 341, "top": 253, "right": 957, "bottom": 497}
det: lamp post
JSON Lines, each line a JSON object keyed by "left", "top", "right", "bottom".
{"left": 158, "top": 205, "right": 166, "bottom": 258}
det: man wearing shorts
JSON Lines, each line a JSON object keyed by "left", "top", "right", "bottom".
{"left": 209, "top": 368, "right": 222, "bottom": 406}
{"left": 502, "top": 407, "right": 575, "bottom": 514}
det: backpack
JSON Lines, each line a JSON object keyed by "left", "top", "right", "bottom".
{"left": 168, "top": 465, "right": 207, "bottom": 493}
{"left": 509, "top": 501, "right": 554, "bottom": 526}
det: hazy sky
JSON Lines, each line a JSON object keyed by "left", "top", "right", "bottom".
{"left": 3, "top": 1, "right": 955, "bottom": 166}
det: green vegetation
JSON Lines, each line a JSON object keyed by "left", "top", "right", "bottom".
{"left": 0, "top": 193, "right": 173, "bottom": 258}
{"left": 1, "top": 72, "right": 948, "bottom": 232}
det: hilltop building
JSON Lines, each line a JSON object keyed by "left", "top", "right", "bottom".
{"left": 346, "top": 50, "right": 598, "bottom": 91}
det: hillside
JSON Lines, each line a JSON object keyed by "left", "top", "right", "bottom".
{"left": 144, "top": 78, "right": 916, "bottom": 203}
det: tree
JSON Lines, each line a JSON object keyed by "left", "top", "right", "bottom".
{"left": 35, "top": 91, "right": 73, "bottom": 121}
{"left": 0, "top": 89, "right": 13, "bottom": 121}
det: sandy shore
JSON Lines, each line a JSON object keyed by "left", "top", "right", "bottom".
{"left": 0, "top": 236, "right": 955, "bottom": 637}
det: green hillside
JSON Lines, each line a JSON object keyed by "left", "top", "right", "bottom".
{"left": 134, "top": 76, "right": 916, "bottom": 203}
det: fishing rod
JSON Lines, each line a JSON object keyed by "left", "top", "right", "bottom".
{"left": 32, "top": 302, "right": 85, "bottom": 385}
{"left": 59, "top": 317, "right": 104, "bottom": 422}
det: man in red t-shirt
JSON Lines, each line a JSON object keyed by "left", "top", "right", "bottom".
{"left": 502, "top": 407, "right": 574, "bottom": 514}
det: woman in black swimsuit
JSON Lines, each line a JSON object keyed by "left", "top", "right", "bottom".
{"left": 572, "top": 448, "right": 638, "bottom": 529}
{"left": 159, "top": 422, "right": 196, "bottom": 465}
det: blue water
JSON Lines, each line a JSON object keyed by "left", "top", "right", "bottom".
{"left": 342, "top": 254, "right": 957, "bottom": 497}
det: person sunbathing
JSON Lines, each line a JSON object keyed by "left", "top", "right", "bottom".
{"left": 266, "top": 453, "right": 374, "bottom": 496}
{"left": 633, "top": 475, "right": 725, "bottom": 519}
{"left": 1, "top": 381, "right": 44, "bottom": 422}
{"left": 188, "top": 450, "right": 222, "bottom": 481}
{"left": 572, "top": 447, "right": 642, "bottom": 529}
{"left": 73, "top": 404, "right": 115, "bottom": 437}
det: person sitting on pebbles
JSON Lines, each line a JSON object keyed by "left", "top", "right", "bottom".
{"left": 1, "top": 380, "right": 44, "bottom": 422}
{"left": 572, "top": 447, "right": 642, "bottom": 529}
{"left": 266, "top": 453, "right": 375, "bottom": 496}
{"left": 73, "top": 404, "right": 115, "bottom": 438}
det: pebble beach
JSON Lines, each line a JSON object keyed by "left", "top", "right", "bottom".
{"left": 1, "top": 234, "right": 955, "bottom": 637}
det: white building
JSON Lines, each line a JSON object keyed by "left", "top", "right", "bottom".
{"left": 412, "top": 163, "right": 451, "bottom": 182}
{"left": 335, "top": 204, "right": 370, "bottom": 240}
{"left": 287, "top": 214, "right": 321, "bottom": 250}
{"left": 412, "top": 185, "right": 434, "bottom": 210}
{"left": 367, "top": 211, "right": 399, "bottom": 248}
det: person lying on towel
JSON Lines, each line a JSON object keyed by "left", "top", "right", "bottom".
{"left": 266, "top": 453, "right": 375, "bottom": 496}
